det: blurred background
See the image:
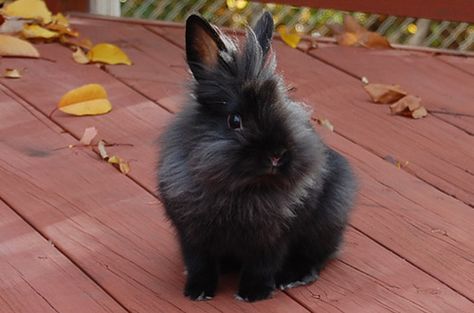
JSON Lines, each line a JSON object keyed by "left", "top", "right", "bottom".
{"left": 118, "top": 0, "right": 474, "bottom": 51}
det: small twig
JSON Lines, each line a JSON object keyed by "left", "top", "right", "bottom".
{"left": 428, "top": 110, "right": 474, "bottom": 118}
{"left": 52, "top": 142, "right": 134, "bottom": 151}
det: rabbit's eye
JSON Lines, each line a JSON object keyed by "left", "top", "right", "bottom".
{"left": 227, "top": 113, "right": 242, "bottom": 130}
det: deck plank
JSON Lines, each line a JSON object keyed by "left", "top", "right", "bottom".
{"left": 1, "top": 17, "right": 473, "bottom": 312}
{"left": 308, "top": 45, "right": 474, "bottom": 135}
{"left": 0, "top": 200, "right": 127, "bottom": 313}
{"left": 437, "top": 55, "right": 474, "bottom": 76}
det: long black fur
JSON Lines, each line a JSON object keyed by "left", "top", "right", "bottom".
{"left": 158, "top": 12, "right": 357, "bottom": 302}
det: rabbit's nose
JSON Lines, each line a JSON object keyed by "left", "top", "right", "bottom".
{"left": 269, "top": 150, "right": 287, "bottom": 167}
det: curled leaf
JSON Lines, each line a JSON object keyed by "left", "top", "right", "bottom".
{"left": 22, "top": 24, "right": 58, "bottom": 39}
{"left": 51, "top": 12, "right": 69, "bottom": 27}
{"left": 332, "top": 15, "right": 391, "bottom": 49}
{"left": 0, "top": 34, "right": 39, "bottom": 57}
{"left": 389, "top": 95, "right": 428, "bottom": 119}
{"left": 4, "top": 68, "right": 22, "bottom": 78}
{"left": 364, "top": 83, "right": 407, "bottom": 104}
{"left": 107, "top": 155, "right": 130, "bottom": 174}
{"left": 58, "top": 84, "right": 112, "bottom": 116}
{"left": 3, "top": 0, "right": 52, "bottom": 24}
{"left": 87, "top": 43, "right": 132, "bottom": 65}
{"left": 316, "top": 118, "right": 334, "bottom": 132}
{"left": 277, "top": 25, "right": 301, "bottom": 49}
{"left": 79, "top": 127, "right": 98, "bottom": 145}
{"left": 72, "top": 47, "right": 90, "bottom": 64}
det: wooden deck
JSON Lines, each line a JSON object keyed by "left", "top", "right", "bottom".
{"left": 1, "top": 15, "right": 473, "bottom": 313}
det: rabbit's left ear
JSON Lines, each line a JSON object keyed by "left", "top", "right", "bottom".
{"left": 253, "top": 12, "right": 274, "bottom": 55}
{"left": 186, "top": 14, "right": 227, "bottom": 79}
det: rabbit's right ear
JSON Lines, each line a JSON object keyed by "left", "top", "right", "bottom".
{"left": 186, "top": 14, "right": 226, "bottom": 80}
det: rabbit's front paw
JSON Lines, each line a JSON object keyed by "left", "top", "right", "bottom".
{"left": 184, "top": 277, "right": 216, "bottom": 301}
{"left": 236, "top": 280, "right": 275, "bottom": 302}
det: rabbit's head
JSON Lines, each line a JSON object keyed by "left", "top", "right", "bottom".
{"left": 179, "top": 12, "right": 325, "bottom": 192}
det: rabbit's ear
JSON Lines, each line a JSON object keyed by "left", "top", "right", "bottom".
{"left": 253, "top": 12, "right": 274, "bottom": 55}
{"left": 186, "top": 14, "right": 226, "bottom": 78}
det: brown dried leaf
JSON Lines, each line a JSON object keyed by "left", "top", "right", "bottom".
{"left": 72, "top": 47, "right": 89, "bottom": 64}
{"left": 316, "top": 118, "right": 334, "bottom": 132}
{"left": 79, "top": 127, "right": 98, "bottom": 145}
{"left": 389, "top": 95, "right": 428, "bottom": 119}
{"left": 4, "top": 68, "right": 22, "bottom": 78}
{"left": 411, "top": 106, "right": 428, "bottom": 119}
{"left": 332, "top": 15, "right": 391, "bottom": 49}
{"left": 364, "top": 83, "right": 407, "bottom": 104}
{"left": 343, "top": 15, "right": 366, "bottom": 34}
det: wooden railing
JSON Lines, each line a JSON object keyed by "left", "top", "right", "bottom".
{"left": 258, "top": 0, "right": 474, "bottom": 23}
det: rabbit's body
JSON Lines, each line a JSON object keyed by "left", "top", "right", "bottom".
{"left": 158, "top": 12, "right": 356, "bottom": 302}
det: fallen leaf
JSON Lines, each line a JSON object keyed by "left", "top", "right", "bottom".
{"left": 411, "top": 106, "right": 428, "bottom": 119}
{"left": 0, "top": 17, "right": 29, "bottom": 34}
{"left": 60, "top": 36, "right": 93, "bottom": 50}
{"left": 389, "top": 95, "right": 428, "bottom": 119}
{"left": 384, "top": 155, "right": 409, "bottom": 168}
{"left": 87, "top": 43, "right": 132, "bottom": 65}
{"left": 98, "top": 140, "right": 108, "bottom": 160}
{"left": 72, "top": 47, "right": 89, "bottom": 64}
{"left": 331, "top": 15, "right": 391, "bottom": 49}
{"left": 364, "top": 83, "right": 407, "bottom": 104}
{"left": 46, "top": 23, "right": 78, "bottom": 37}
{"left": 0, "top": 34, "right": 40, "bottom": 57}
{"left": 107, "top": 155, "right": 130, "bottom": 174}
{"left": 58, "top": 84, "right": 112, "bottom": 116}
{"left": 97, "top": 140, "right": 130, "bottom": 174}
{"left": 22, "top": 24, "right": 59, "bottom": 39}
{"left": 389, "top": 95, "right": 421, "bottom": 114}
{"left": 79, "top": 127, "right": 98, "bottom": 145}
{"left": 51, "top": 12, "right": 69, "bottom": 27}
{"left": 4, "top": 68, "right": 22, "bottom": 78}
{"left": 3, "top": 0, "right": 52, "bottom": 24}
{"left": 316, "top": 118, "right": 334, "bottom": 131}
{"left": 276, "top": 25, "right": 301, "bottom": 49}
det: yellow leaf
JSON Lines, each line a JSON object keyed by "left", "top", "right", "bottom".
{"left": 58, "top": 84, "right": 112, "bottom": 116}
{"left": 4, "top": 68, "right": 22, "bottom": 78}
{"left": 276, "top": 25, "right": 301, "bottom": 49}
{"left": 87, "top": 43, "right": 132, "bottom": 65}
{"left": 72, "top": 47, "right": 90, "bottom": 64}
{"left": 51, "top": 12, "right": 69, "bottom": 27}
{"left": 108, "top": 155, "right": 130, "bottom": 174}
{"left": 3, "top": 0, "right": 52, "bottom": 24}
{"left": 0, "top": 34, "right": 39, "bottom": 57}
{"left": 22, "top": 24, "right": 58, "bottom": 39}
{"left": 46, "top": 23, "right": 78, "bottom": 37}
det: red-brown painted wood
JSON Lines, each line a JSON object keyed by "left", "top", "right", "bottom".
{"left": 0, "top": 200, "right": 127, "bottom": 313}
{"left": 437, "top": 55, "right": 474, "bottom": 76}
{"left": 257, "top": 0, "right": 474, "bottom": 23}
{"left": 1, "top": 17, "right": 474, "bottom": 312}
{"left": 308, "top": 45, "right": 474, "bottom": 135}
{"left": 0, "top": 88, "right": 309, "bottom": 313}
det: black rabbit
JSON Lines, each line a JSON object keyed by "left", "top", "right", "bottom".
{"left": 158, "top": 12, "right": 356, "bottom": 302}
